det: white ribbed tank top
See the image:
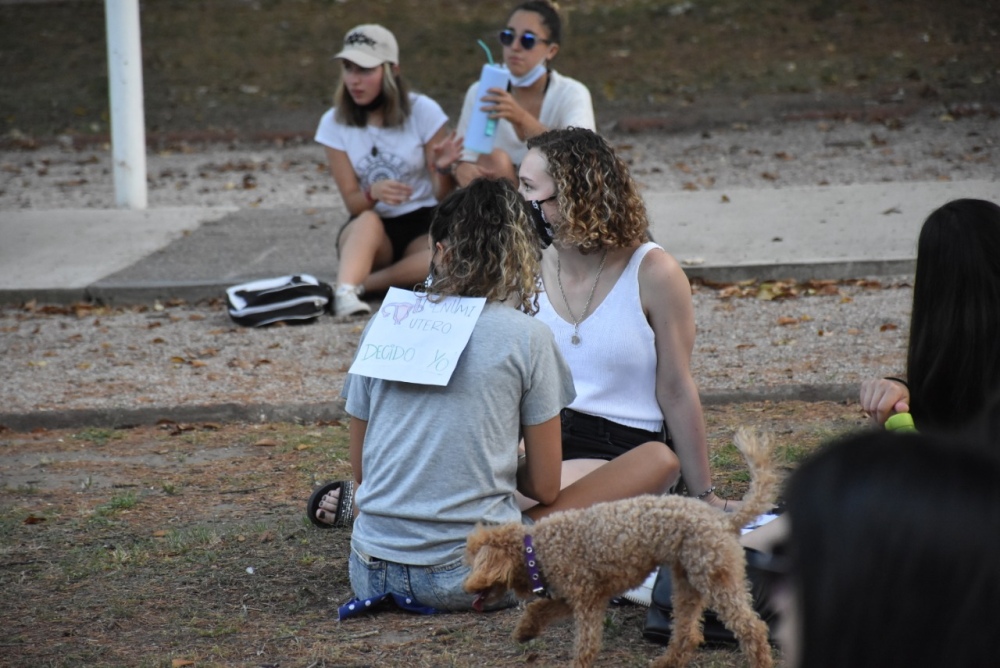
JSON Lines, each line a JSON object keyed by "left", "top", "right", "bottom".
{"left": 536, "top": 242, "right": 664, "bottom": 432}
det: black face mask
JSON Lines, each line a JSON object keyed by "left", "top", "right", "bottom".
{"left": 359, "top": 92, "right": 386, "bottom": 113}
{"left": 528, "top": 197, "right": 555, "bottom": 248}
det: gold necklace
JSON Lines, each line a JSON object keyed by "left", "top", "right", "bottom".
{"left": 555, "top": 249, "right": 608, "bottom": 346}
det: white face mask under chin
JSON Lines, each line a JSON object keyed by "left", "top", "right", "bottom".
{"left": 507, "top": 62, "right": 547, "bottom": 88}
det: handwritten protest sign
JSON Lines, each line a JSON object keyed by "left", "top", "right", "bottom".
{"left": 348, "top": 287, "right": 486, "bottom": 386}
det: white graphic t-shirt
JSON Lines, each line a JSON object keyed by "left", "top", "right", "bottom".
{"left": 315, "top": 93, "right": 448, "bottom": 218}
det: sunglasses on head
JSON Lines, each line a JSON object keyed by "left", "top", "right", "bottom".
{"left": 498, "top": 28, "right": 551, "bottom": 50}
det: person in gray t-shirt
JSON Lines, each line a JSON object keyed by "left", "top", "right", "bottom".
{"left": 342, "top": 178, "right": 575, "bottom": 613}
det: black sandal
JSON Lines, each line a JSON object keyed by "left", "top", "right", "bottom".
{"left": 306, "top": 480, "right": 355, "bottom": 529}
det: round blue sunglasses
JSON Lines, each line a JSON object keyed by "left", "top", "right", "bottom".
{"left": 498, "top": 29, "right": 551, "bottom": 50}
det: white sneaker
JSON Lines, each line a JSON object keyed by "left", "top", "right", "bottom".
{"left": 620, "top": 567, "right": 658, "bottom": 606}
{"left": 334, "top": 285, "right": 371, "bottom": 317}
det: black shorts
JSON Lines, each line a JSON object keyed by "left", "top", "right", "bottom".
{"left": 338, "top": 205, "right": 435, "bottom": 264}
{"left": 560, "top": 408, "right": 673, "bottom": 462}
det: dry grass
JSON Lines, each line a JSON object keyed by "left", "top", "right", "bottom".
{"left": 0, "top": 400, "right": 866, "bottom": 667}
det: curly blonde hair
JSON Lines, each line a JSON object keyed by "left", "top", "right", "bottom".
{"left": 422, "top": 178, "right": 542, "bottom": 314}
{"left": 526, "top": 127, "right": 649, "bottom": 253}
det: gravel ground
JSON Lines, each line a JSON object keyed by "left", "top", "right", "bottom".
{"left": 1, "top": 105, "right": 996, "bottom": 424}
{"left": 1, "top": 106, "right": 996, "bottom": 210}
{"left": 1, "top": 280, "right": 910, "bottom": 420}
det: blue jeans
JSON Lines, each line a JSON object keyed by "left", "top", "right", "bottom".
{"left": 349, "top": 545, "right": 517, "bottom": 612}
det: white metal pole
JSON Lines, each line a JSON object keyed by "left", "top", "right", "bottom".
{"left": 105, "top": 0, "right": 147, "bottom": 209}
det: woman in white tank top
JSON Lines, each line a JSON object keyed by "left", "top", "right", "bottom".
{"left": 516, "top": 127, "right": 738, "bottom": 513}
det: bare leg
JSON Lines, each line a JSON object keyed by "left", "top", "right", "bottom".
{"left": 524, "top": 441, "right": 680, "bottom": 521}
{"left": 337, "top": 211, "right": 393, "bottom": 286}
{"left": 516, "top": 458, "right": 602, "bottom": 511}
{"left": 363, "top": 234, "right": 432, "bottom": 294}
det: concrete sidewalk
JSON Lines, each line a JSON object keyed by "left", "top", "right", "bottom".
{"left": 1, "top": 179, "right": 999, "bottom": 305}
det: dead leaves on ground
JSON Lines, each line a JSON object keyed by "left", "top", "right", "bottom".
{"left": 227, "top": 358, "right": 272, "bottom": 370}
{"left": 696, "top": 278, "right": 906, "bottom": 337}
{"left": 156, "top": 419, "right": 222, "bottom": 436}
{"left": 696, "top": 277, "right": 890, "bottom": 301}
{"left": 8, "top": 300, "right": 251, "bottom": 375}
{"left": 13, "top": 299, "right": 223, "bottom": 320}
{"left": 170, "top": 348, "right": 219, "bottom": 368}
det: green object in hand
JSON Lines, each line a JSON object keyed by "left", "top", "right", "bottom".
{"left": 885, "top": 412, "right": 917, "bottom": 432}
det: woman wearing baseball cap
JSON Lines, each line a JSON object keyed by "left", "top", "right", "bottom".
{"left": 315, "top": 24, "right": 460, "bottom": 317}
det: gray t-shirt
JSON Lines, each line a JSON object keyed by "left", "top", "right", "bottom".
{"left": 343, "top": 301, "right": 576, "bottom": 566}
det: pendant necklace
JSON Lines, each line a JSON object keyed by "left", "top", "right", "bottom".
{"left": 366, "top": 113, "right": 386, "bottom": 157}
{"left": 556, "top": 249, "right": 608, "bottom": 346}
{"left": 366, "top": 125, "right": 381, "bottom": 157}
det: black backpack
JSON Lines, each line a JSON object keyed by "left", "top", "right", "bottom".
{"left": 225, "top": 274, "right": 333, "bottom": 327}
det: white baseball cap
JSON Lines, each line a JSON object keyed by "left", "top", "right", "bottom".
{"left": 333, "top": 24, "right": 399, "bottom": 67}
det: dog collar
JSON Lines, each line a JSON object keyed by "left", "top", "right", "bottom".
{"left": 523, "top": 534, "right": 550, "bottom": 598}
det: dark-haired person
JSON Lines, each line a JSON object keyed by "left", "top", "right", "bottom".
{"left": 333, "top": 178, "right": 575, "bottom": 612}
{"left": 437, "top": 1, "right": 595, "bottom": 186}
{"left": 860, "top": 198, "right": 1000, "bottom": 431}
{"left": 771, "top": 428, "right": 1000, "bottom": 668}
{"left": 315, "top": 24, "right": 461, "bottom": 316}
{"left": 517, "top": 126, "right": 738, "bottom": 513}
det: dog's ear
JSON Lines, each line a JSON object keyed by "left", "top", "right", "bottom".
{"left": 465, "top": 522, "right": 524, "bottom": 591}
{"left": 465, "top": 540, "right": 516, "bottom": 592}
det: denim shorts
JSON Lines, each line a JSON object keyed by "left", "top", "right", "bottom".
{"left": 349, "top": 545, "right": 518, "bottom": 612}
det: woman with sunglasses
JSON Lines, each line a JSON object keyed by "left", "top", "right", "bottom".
{"left": 515, "top": 127, "right": 739, "bottom": 515}
{"left": 438, "top": 0, "right": 595, "bottom": 187}
{"left": 315, "top": 24, "right": 462, "bottom": 317}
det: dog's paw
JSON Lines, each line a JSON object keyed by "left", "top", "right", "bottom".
{"left": 513, "top": 622, "right": 539, "bottom": 643}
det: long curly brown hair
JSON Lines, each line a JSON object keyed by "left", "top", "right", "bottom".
{"left": 526, "top": 127, "right": 649, "bottom": 253}
{"left": 422, "top": 178, "right": 542, "bottom": 314}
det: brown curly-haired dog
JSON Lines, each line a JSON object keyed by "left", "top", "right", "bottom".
{"left": 464, "top": 428, "right": 777, "bottom": 668}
